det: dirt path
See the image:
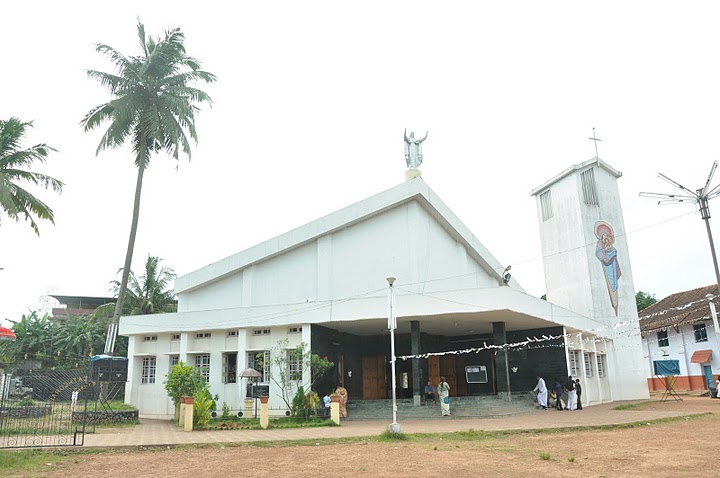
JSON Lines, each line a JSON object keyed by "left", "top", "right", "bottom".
{"left": 23, "top": 398, "right": 720, "bottom": 478}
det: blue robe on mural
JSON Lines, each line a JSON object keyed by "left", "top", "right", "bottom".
{"left": 595, "top": 222, "right": 621, "bottom": 316}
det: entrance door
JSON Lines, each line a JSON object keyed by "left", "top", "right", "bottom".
{"left": 703, "top": 365, "right": 714, "bottom": 390}
{"left": 362, "top": 356, "right": 386, "bottom": 399}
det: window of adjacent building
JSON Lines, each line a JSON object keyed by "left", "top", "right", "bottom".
{"left": 583, "top": 352, "right": 593, "bottom": 378}
{"left": 540, "top": 190, "right": 553, "bottom": 221}
{"left": 288, "top": 326, "right": 302, "bottom": 334}
{"left": 227, "top": 330, "right": 238, "bottom": 337}
{"left": 597, "top": 354, "right": 607, "bottom": 378}
{"left": 169, "top": 355, "right": 179, "bottom": 371}
{"left": 141, "top": 357, "right": 156, "bottom": 384}
{"left": 223, "top": 352, "right": 237, "bottom": 383}
{"left": 581, "top": 168, "right": 599, "bottom": 206}
{"left": 288, "top": 350, "right": 303, "bottom": 381}
{"left": 171, "top": 334, "right": 181, "bottom": 341}
{"left": 253, "top": 329, "right": 271, "bottom": 336}
{"left": 143, "top": 335, "right": 157, "bottom": 342}
{"left": 568, "top": 350, "right": 580, "bottom": 377}
{"left": 196, "top": 332, "right": 211, "bottom": 339}
{"left": 694, "top": 323, "right": 708, "bottom": 343}
{"left": 194, "top": 354, "right": 211, "bottom": 382}
{"left": 247, "top": 351, "right": 270, "bottom": 382}
{"left": 657, "top": 330, "right": 669, "bottom": 347}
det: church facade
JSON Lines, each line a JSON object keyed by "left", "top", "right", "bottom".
{"left": 121, "top": 158, "right": 648, "bottom": 418}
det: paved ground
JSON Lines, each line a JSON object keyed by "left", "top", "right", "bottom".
{"left": 83, "top": 395, "right": 717, "bottom": 448}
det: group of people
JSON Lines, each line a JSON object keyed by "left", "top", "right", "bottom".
{"left": 322, "top": 384, "right": 348, "bottom": 418}
{"left": 424, "top": 377, "right": 452, "bottom": 416}
{"left": 533, "top": 374, "right": 583, "bottom": 411}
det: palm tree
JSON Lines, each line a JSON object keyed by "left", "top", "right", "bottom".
{"left": 81, "top": 21, "right": 215, "bottom": 354}
{"left": 0, "top": 118, "right": 64, "bottom": 235}
{"left": 110, "top": 255, "right": 177, "bottom": 315}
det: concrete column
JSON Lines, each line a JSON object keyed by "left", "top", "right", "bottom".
{"left": 492, "top": 321, "right": 511, "bottom": 400}
{"left": 411, "top": 320, "right": 421, "bottom": 406}
{"left": 260, "top": 396, "right": 269, "bottom": 429}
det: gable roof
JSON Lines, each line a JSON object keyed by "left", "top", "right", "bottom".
{"left": 175, "top": 177, "right": 521, "bottom": 294}
{"left": 529, "top": 157, "right": 622, "bottom": 196}
{"left": 638, "top": 284, "right": 718, "bottom": 333}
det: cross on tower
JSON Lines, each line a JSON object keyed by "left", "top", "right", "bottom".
{"left": 589, "top": 127, "right": 601, "bottom": 158}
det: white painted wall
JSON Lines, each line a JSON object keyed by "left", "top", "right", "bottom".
{"left": 642, "top": 321, "right": 720, "bottom": 382}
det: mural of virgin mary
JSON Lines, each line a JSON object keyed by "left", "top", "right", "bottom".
{"left": 595, "top": 221, "right": 621, "bottom": 316}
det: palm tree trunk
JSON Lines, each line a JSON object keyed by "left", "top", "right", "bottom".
{"left": 104, "top": 147, "right": 147, "bottom": 354}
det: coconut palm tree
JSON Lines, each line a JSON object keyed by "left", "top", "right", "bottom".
{"left": 110, "top": 255, "right": 177, "bottom": 315}
{"left": 0, "top": 118, "right": 63, "bottom": 235}
{"left": 81, "top": 21, "right": 215, "bottom": 354}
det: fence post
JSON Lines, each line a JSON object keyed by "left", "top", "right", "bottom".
{"left": 179, "top": 396, "right": 194, "bottom": 431}
{"left": 330, "top": 395, "right": 340, "bottom": 425}
{"left": 260, "top": 396, "right": 269, "bottom": 429}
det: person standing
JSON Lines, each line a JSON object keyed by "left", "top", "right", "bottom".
{"left": 575, "top": 379, "right": 583, "bottom": 410}
{"left": 437, "top": 377, "right": 451, "bottom": 416}
{"left": 533, "top": 374, "right": 548, "bottom": 409}
{"left": 553, "top": 379, "right": 564, "bottom": 410}
{"left": 565, "top": 376, "right": 576, "bottom": 410}
{"left": 335, "top": 384, "right": 348, "bottom": 418}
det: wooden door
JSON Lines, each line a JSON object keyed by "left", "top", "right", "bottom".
{"left": 428, "top": 356, "right": 441, "bottom": 389}
{"left": 362, "top": 356, "right": 386, "bottom": 399}
{"left": 440, "top": 355, "right": 457, "bottom": 396}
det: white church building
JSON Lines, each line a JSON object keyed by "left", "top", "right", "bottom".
{"left": 120, "top": 154, "right": 649, "bottom": 418}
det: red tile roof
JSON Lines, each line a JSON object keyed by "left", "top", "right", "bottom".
{"left": 639, "top": 284, "right": 718, "bottom": 333}
{"left": 690, "top": 349, "right": 713, "bottom": 363}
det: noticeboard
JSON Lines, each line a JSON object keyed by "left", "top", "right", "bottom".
{"left": 251, "top": 384, "right": 269, "bottom": 398}
{"left": 465, "top": 365, "right": 488, "bottom": 384}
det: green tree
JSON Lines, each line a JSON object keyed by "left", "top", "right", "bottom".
{"left": 110, "top": 255, "right": 177, "bottom": 315}
{"left": 6, "top": 312, "right": 54, "bottom": 368}
{"left": 636, "top": 291, "right": 657, "bottom": 312}
{"left": 81, "top": 21, "right": 215, "bottom": 353}
{"left": 53, "top": 315, "right": 107, "bottom": 360}
{"left": 0, "top": 117, "right": 63, "bottom": 235}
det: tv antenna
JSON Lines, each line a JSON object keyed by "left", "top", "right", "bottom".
{"left": 639, "top": 161, "right": 720, "bottom": 289}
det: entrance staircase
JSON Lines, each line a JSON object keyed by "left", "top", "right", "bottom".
{"left": 345, "top": 393, "right": 543, "bottom": 420}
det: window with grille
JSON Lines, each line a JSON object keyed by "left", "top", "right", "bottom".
{"left": 141, "top": 357, "right": 156, "bottom": 384}
{"left": 194, "top": 354, "right": 210, "bottom": 382}
{"left": 247, "top": 351, "right": 270, "bottom": 382}
{"left": 568, "top": 350, "right": 580, "bottom": 376}
{"left": 143, "top": 336, "right": 157, "bottom": 342}
{"left": 227, "top": 330, "right": 238, "bottom": 337}
{"left": 694, "top": 323, "right": 708, "bottom": 343}
{"left": 657, "top": 330, "right": 669, "bottom": 347}
{"left": 583, "top": 352, "right": 593, "bottom": 377}
{"left": 169, "top": 355, "right": 179, "bottom": 371}
{"left": 540, "top": 190, "right": 553, "bottom": 221}
{"left": 581, "top": 168, "right": 599, "bottom": 206}
{"left": 253, "top": 329, "right": 271, "bottom": 336}
{"left": 196, "top": 332, "right": 211, "bottom": 339}
{"left": 223, "top": 353, "right": 237, "bottom": 383}
{"left": 171, "top": 334, "right": 180, "bottom": 341}
{"left": 596, "top": 354, "right": 607, "bottom": 378}
{"left": 288, "top": 326, "right": 302, "bottom": 334}
{"left": 288, "top": 350, "right": 303, "bottom": 381}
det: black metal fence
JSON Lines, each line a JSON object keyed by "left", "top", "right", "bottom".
{"left": 0, "top": 369, "right": 90, "bottom": 448}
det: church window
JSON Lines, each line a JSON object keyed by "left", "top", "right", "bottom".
{"left": 583, "top": 352, "right": 593, "bottom": 378}
{"left": 194, "top": 354, "right": 211, "bottom": 382}
{"left": 222, "top": 352, "right": 237, "bottom": 383}
{"left": 247, "top": 351, "right": 270, "bottom": 382}
{"left": 596, "top": 354, "right": 607, "bottom": 378}
{"left": 169, "top": 355, "right": 179, "bottom": 371}
{"left": 288, "top": 350, "right": 303, "bottom": 381}
{"left": 288, "top": 326, "right": 302, "bottom": 334}
{"left": 143, "top": 335, "right": 157, "bottom": 342}
{"left": 253, "top": 329, "right": 271, "bottom": 336}
{"left": 694, "top": 323, "right": 708, "bottom": 343}
{"left": 568, "top": 350, "right": 580, "bottom": 376}
{"left": 657, "top": 330, "right": 669, "bottom": 347}
{"left": 141, "top": 357, "right": 156, "bottom": 384}
{"left": 227, "top": 330, "right": 238, "bottom": 337}
{"left": 540, "top": 190, "right": 553, "bottom": 221}
{"left": 581, "top": 168, "right": 599, "bottom": 206}
{"left": 171, "top": 334, "right": 180, "bottom": 341}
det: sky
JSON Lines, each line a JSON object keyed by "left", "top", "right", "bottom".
{"left": 2, "top": 1, "right": 720, "bottom": 324}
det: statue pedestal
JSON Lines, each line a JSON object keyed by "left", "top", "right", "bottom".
{"left": 405, "top": 168, "right": 422, "bottom": 181}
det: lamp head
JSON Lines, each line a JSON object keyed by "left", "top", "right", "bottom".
{"left": 386, "top": 276, "right": 396, "bottom": 286}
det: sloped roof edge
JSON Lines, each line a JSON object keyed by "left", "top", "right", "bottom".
{"left": 529, "top": 157, "right": 622, "bottom": 196}
{"left": 638, "top": 284, "right": 718, "bottom": 332}
{"left": 175, "top": 177, "right": 520, "bottom": 294}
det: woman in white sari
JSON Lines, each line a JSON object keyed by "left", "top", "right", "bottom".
{"left": 437, "top": 377, "right": 451, "bottom": 416}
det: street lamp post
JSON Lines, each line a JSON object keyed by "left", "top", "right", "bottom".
{"left": 387, "top": 276, "right": 400, "bottom": 434}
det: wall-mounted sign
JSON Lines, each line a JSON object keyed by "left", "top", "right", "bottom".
{"left": 465, "top": 365, "right": 488, "bottom": 384}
